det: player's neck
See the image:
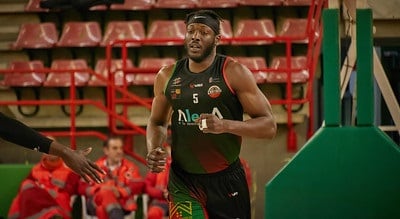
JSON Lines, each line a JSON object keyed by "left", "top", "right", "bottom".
{"left": 189, "top": 52, "right": 216, "bottom": 73}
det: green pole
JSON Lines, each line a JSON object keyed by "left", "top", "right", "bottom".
{"left": 322, "top": 9, "right": 341, "bottom": 126}
{"left": 356, "top": 9, "right": 374, "bottom": 126}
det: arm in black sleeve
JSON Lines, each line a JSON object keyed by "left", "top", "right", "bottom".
{"left": 0, "top": 112, "right": 52, "bottom": 153}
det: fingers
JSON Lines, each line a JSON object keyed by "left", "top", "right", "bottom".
{"left": 81, "top": 147, "right": 92, "bottom": 156}
{"left": 198, "top": 118, "right": 207, "bottom": 130}
{"left": 86, "top": 163, "right": 104, "bottom": 183}
{"left": 89, "top": 161, "right": 106, "bottom": 175}
{"left": 146, "top": 153, "right": 167, "bottom": 172}
{"left": 79, "top": 158, "right": 104, "bottom": 184}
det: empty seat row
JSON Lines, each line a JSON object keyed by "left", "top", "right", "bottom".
{"left": 25, "top": 0, "right": 315, "bottom": 12}
{"left": 12, "top": 18, "right": 313, "bottom": 50}
{"left": 1, "top": 56, "right": 308, "bottom": 88}
{"left": 1, "top": 58, "right": 174, "bottom": 87}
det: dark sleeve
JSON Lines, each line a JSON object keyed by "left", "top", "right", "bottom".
{"left": 0, "top": 112, "right": 52, "bottom": 153}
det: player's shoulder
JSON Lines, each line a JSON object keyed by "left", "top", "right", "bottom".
{"left": 224, "top": 57, "right": 253, "bottom": 79}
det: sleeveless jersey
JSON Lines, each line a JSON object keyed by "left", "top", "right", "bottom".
{"left": 165, "top": 54, "right": 243, "bottom": 174}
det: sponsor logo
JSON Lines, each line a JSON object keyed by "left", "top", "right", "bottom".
{"left": 177, "top": 107, "right": 223, "bottom": 125}
{"left": 172, "top": 77, "right": 181, "bottom": 86}
{"left": 228, "top": 191, "right": 239, "bottom": 197}
{"left": 209, "top": 77, "right": 220, "bottom": 83}
{"left": 208, "top": 85, "right": 222, "bottom": 98}
{"left": 189, "top": 83, "right": 203, "bottom": 88}
{"left": 170, "top": 88, "right": 181, "bottom": 100}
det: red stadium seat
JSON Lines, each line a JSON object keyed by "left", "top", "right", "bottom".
{"left": 239, "top": 0, "right": 282, "bottom": 6}
{"left": 57, "top": 22, "right": 102, "bottom": 47}
{"left": 133, "top": 57, "right": 176, "bottom": 85}
{"left": 283, "top": 0, "right": 312, "bottom": 6}
{"left": 25, "top": 0, "right": 49, "bottom": 12}
{"left": 145, "top": 20, "right": 186, "bottom": 46}
{"left": 89, "top": 59, "right": 135, "bottom": 86}
{"left": 154, "top": 0, "right": 198, "bottom": 9}
{"left": 232, "top": 19, "right": 275, "bottom": 45}
{"left": 198, "top": 0, "right": 239, "bottom": 8}
{"left": 267, "top": 56, "right": 309, "bottom": 83}
{"left": 277, "top": 18, "right": 312, "bottom": 43}
{"left": 12, "top": 22, "right": 58, "bottom": 49}
{"left": 44, "top": 59, "right": 91, "bottom": 87}
{"left": 101, "top": 21, "right": 145, "bottom": 47}
{"left": 219, "top": 19, "right": 233, "bottom": 45}
{"left": 3, "top": 60, "right": 47, "bottom": 87}
{"left": 233, "top": 57, "right": 268, "bottom": 84}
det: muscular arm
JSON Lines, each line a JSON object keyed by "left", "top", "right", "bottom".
{"left": 146, "top": 66, "right": 173, "bottom": 172}
{"left": 199, "top": 60, "right": 277, "bottom": 139}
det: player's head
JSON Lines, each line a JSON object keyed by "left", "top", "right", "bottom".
{"left": 184, "top": 10, "right": 222, "bottom": 62}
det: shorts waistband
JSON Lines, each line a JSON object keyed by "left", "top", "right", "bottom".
{"left": 171, "top": 158, "right": 242, "bottom": 178}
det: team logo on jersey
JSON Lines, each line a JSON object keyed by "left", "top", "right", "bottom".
{"left": 208, "top": 85, "right": 222, "bottom": 98}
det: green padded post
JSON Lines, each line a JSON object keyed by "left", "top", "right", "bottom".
{"left": 356, "top": 9, "right": 374, "bottom": 126}
{"left": 265, "top": 7, "right": 400, "bottom": 219}
{"left": 322, "top": 9, "right": 341, "bottom": 126}
{"left": 0, "top": 164, "right": 33, "bottom": 218}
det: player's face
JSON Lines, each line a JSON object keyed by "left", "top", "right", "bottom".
{"left": 104, "top": 138, "right": 124, "bottom": 165}
{"left": 185, "top": 23, "right": 219, "bottom": 63}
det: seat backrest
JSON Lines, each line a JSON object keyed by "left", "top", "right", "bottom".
{"left": 57, "top": 22, "right": 102, "bottom": 47}
{"left": 4, "top": 60, "right": 47, "bottom": 86}
{"left": 133, "top": 57, "right": 176, "bottom": 85}
{"left": 89, "top": 59, "right": 135, "bottom": 86}
{"left": 101, "top": 21, "right": 145, "bottom": 47}
{"left": 232, "top": 19, "right": 275, "bottom": 45}
{"left": 268, "top": 56, "right": 309, "bottom": 83}
{"left": 44, "top": 59, "right": 91, "bottom": 87}
{"left": 146, "top": 20, "right": 186, "bottom": 45}
{"left": 139, "top": 57, "right": 176, "bottom": 68}
{"left": 25, "top": 0, "right": 49, "bottom": 12}
{"left": 234, "top": 56, "right": 268, "bottom": 70}
{"left": 220, "top": 19, "right": 233, "bottom": 45}
{"left": 233, "top": 56, "right": 268, "bottom": 84}
{"left": 13, "top": 22, "right": 58, "bottom": 49}
{"left": 239, "top": 0, "right": 282, "bottom": 6}
{"left": 277, "top": 18, "right": 310, "bottom": 43}
{"left": 154, "top": 0, "right": 198, "bottom": 8}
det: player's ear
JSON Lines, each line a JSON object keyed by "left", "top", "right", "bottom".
{"left": 215, "top": 34, "right": 221, "bottom": 46}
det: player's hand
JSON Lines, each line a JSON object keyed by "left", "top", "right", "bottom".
{"left": 62, "top": 147, "right": 105, "bottom": 184}
{"left": 146, "top": 147, "right": 168, "bottom": 173}
{"left": 196, "top": 113, "right": 224, "bottom": 134}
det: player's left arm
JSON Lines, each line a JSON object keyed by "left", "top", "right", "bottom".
{"left": 199, "top": 59, "right": 277, "bottom": 139}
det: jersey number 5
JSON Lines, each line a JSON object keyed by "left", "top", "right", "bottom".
{"left": 193, "top": 93, "right": 199, "bottom": 104}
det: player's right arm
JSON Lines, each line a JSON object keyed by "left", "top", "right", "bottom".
{"left": 146, "top": 65, "right": 174, "bottom": 172}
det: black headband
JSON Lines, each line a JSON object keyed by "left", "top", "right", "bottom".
{"left": 186, "top": 14, "right": 220, "bottom": 34}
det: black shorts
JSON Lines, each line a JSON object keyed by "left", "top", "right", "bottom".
{"left": 168, "top": 158, "right": 251, "bottom": 219}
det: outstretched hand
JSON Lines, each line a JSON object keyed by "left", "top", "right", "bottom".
{"left": 61, "top": 147, "right": 105, "bottom": 183}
